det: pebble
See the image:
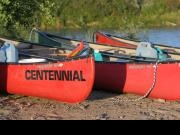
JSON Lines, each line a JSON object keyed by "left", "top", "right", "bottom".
{"left": 96, "top": 113, "right": 110, "bottom": 120}
{"left": 156, "top": 99, "right": 166, "bottom": 103}
{"left": 79, "top": 104, "right": 90, "bottom": 111}
{"left": 176, "top": 108, "right": 180, "bottom": 112}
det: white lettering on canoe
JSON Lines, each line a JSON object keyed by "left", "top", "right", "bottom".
{"left": 129, "top": 65, "right": 152, "bottom": 69}
{"left": 37, "top": 63, "right": 64, "bottom": 69}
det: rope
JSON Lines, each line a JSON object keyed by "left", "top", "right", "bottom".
{"left": 114, "top": 60, "right": 159, "bottom": 102}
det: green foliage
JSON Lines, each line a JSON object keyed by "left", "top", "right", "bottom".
{"left": 0, "top": 0, "right": 10, "bottom": 32}
{"left": 34, "top": 0, "right": 56, "bottom": 27}
{"left": 0, "top": 0, "right": 180, "bottom": 37}
{"left": 49, "top": 0, "right": 180, "bottom": 29}
{"left": 0, "top": 0, "right": 55, "bottom": 37}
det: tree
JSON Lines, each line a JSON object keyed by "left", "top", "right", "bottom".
{"left": 0, "top": 0, "right": 55, "bottom": 36}
{"left": 0, "top": 0, "right": 10, "bottom": 27}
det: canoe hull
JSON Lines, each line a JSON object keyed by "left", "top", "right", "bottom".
{"left": 0, "top": 56, "right": 95, "bottom": 103}
{"left": 94, "top": 62, "right": 180, "bottom": 100}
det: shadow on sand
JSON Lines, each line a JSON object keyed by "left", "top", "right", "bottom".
{"left": 88, "top": 90, "right": 119, "bottom": 101}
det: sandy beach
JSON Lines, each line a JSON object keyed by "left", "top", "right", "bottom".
{"left": 0, "top": 91, "right": 179, "bottom": 120}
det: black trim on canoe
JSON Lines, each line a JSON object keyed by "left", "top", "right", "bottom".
{"left": 95, "top": 59, "right": 180, "bottom": 65}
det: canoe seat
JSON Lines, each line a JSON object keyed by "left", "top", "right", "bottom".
{"left": 19, "top": 58, "right": 47, "bottom": 64}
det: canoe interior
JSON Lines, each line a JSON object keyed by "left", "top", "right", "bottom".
{"left": 0, "top": 37, "right": 81, "bottom": 63}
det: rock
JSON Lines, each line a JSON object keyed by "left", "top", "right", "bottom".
{"left": 119, "top": 116, "right": 126, "bottom": 120}
{"left": 79, "top": 104, "right": 90, "bottom": 111}
{"left": 156, "top": 99, "right": 166, "bottom": 103}
{"left": 165, "top": 22, "right": 177, "bottom": 27}
{"left": 34, "top": 116, "right": 47, "bottom": 120}
{"left": 176, "top": 108, "right": 180, "bottom": 112}
{"left": 96, "top": 113, "right": 110, "bottom": 120}
{"left": 47, "top": 115, "right": 63, "bottom": 120}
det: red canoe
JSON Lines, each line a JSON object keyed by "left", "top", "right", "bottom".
{"left": 95, "top": 32, "right": 136, "bottom": 48}
{"left": 95, "top": 32, "right": 180, "bottom": 54}
{"left": 0, "top": 38, "right": 95, "bottom": 103}
{"left": 94, "top": 61, "right": 180, "bottom": 100}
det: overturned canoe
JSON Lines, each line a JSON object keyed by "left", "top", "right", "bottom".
{"left": 0, "top": 38, "right": 95, "bottom": 103}
{"left": 95, "top": 32, "right": 180, "bottom": 55}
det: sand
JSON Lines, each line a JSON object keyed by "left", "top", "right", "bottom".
{"left": 0, "top": 91, "right": 179, "bottom": 120}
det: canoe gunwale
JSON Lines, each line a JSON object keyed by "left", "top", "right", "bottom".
{"left": 0, "top": 54, "right": 94, "bottom": 66}
{"left": 96, "top": 60, "right": 180, "bottom": 65}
